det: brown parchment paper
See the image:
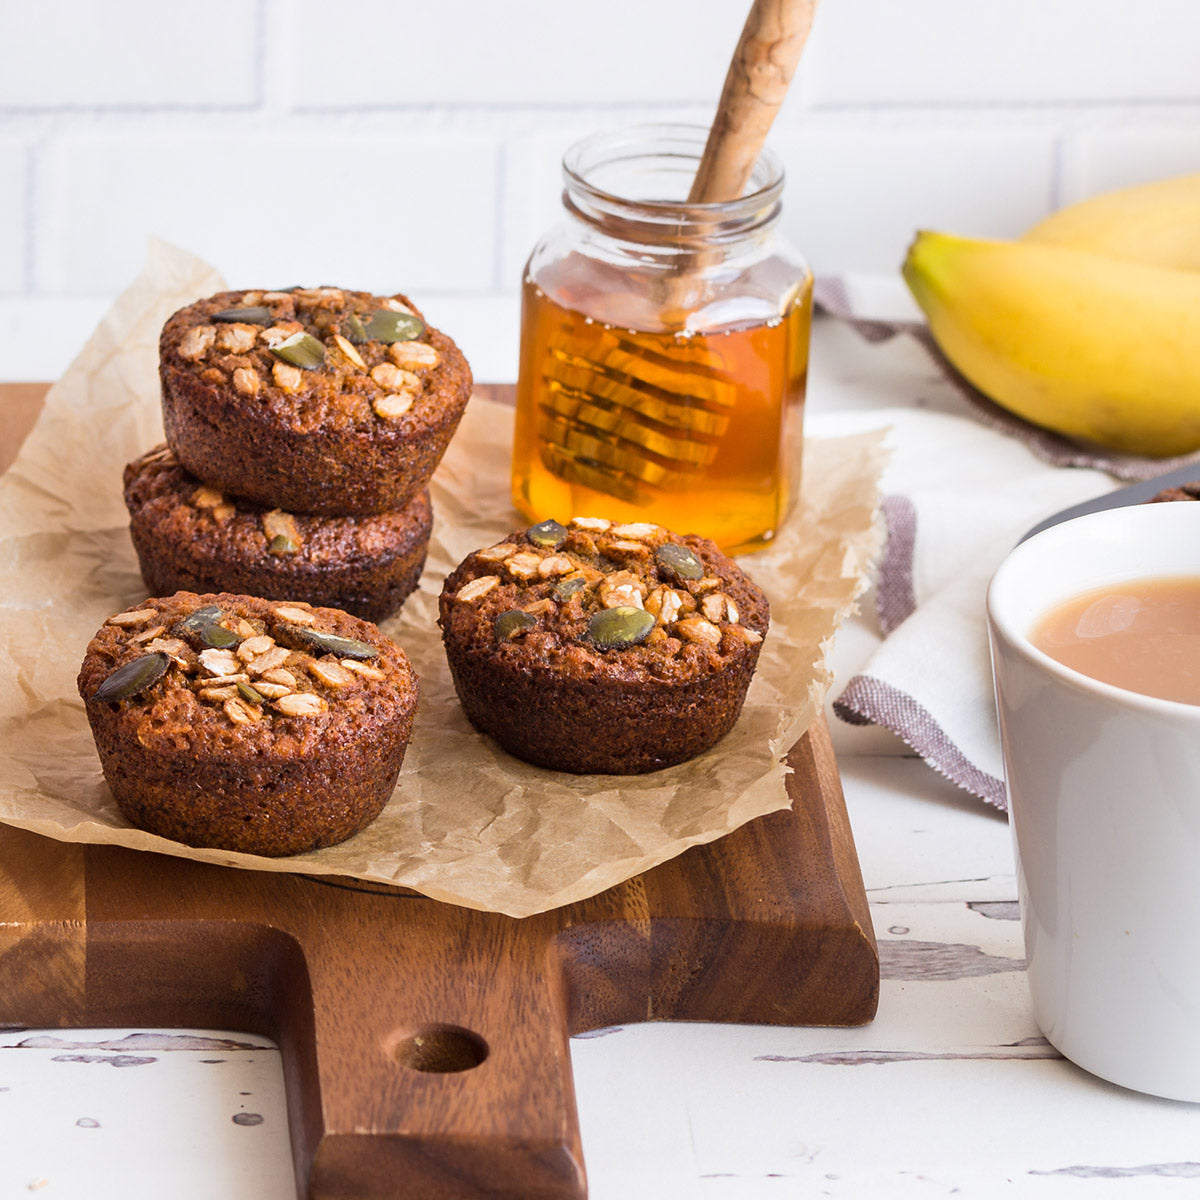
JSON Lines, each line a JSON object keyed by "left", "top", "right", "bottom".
{"left": 0, "top": 240, "right": 887, "bottom": 918}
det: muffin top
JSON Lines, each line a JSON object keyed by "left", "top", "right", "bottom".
{"left": 159, "top": 287, "right": 472, "bottom": 436}
{"left": 78, "top": 593, "right": 418, "bottom": 757}
{"left": 439, "top": 518, "right": 768, "bottom": 685}
{"left": 124, "top": 444, "right": 432, "bottom": 564}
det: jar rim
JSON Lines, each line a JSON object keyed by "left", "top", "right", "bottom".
{"left": 561, "top": 122, "right": 783, "bottom": 242}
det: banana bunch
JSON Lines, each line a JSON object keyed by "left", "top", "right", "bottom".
{"left": 1021, "top": 172, "right": 1200, "bottom": 269}
{"left": 903, "top": 173, "right": 1200, "bottom": 456}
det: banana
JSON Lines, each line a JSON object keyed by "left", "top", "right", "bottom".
{"left": 903, "top": 230, "right": 1200, "bottom": 456}
{"left": 1021, "top": 173, "right": 1200, "bottom": 270}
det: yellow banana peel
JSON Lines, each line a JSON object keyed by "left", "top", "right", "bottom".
{"left": 903, "top": 230, "right": 1200, "bottom": 457}
{"left": 1021, "top": 172, "right": 1200, "bottom": 270}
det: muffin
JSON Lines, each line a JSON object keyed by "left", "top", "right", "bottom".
{"left": 78, "top": 593, "right": 418, "bottom": 856}
{"left": 438, "top": 517, "right": 769, "bottom": 774}
{"left": 159, "top": 286, "right": 472, "bottom": 515}
{"left": 124, "top": 445, "right": 432, "bottom": 623}
{"left": 1149, "top": 482, "right": 1200, "bottom": 502}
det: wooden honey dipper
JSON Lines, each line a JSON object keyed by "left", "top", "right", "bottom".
{"left": 534, "top": 0, "right": 818, "bottom": 514}
{"left": 690, "top": 0, "right": 819, "bottom": 205}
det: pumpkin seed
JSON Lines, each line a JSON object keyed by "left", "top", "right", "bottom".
{"left": 494, "top": 609, "right": 537, "bottom": 640}
{"left": 553, "top": 576, "right": 587, "bottom": 601}
{"left": 199, "top": 623, "right": 241, "bottom": 649}
{"left": 655, "top": 542, "right": 703, "bottom": 581}
{"left": 211, "top": 305, "right": 272, "bottom": 325}
{"left": 93, "top": 652, "right": 169, "bottom": 702}
{"left": 363, "top": 309, "right": 425, "bottom": 344}
{"left": 343, "top": 312, "right": 369, "bottom": 343}
{"left": 282, "top": 624, "right": 378, "bottom": 660}
{"left": 176, "top": 604, "right": 224, "bottom": 635}
{"left": 268, "top": 533, "right": 299, "bottom": 555}
{"left": 587, "top": 606, "right": 655, "bottom": 650}
{"left": 526, "top": 518, "right": 567, "bottom": 549}
{"left": 237, "top": 681, "right": 266, "bottom": 705}
{"left": 175, "top": 605, "right": 241, "bottom": 649}
{"left": 270, "top": 331, "right": 326, "bottom": 370}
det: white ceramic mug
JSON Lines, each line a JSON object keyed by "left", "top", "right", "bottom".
{"left": 987, "top": 501, "right": 1200, "bottom": 1102}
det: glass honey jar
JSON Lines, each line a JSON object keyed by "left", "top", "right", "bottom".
{"left": 512, "top": 123, "right": 812, "bottom": 554}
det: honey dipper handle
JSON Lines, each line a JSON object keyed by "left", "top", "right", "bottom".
{"left": 688, "top": 0, "right": 818, "bottom": 204}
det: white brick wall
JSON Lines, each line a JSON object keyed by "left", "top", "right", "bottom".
{"left": 1061, "top": 128, "right": 1200, "bottom": 200}
{"left": 0, "top": 1, "right": 260, "bottom": 107}
{"left": 809, "top": 0, "right": 1200, "bottom": 104}
{"left": 36, "top": 131, "right": 500, "bottom": 294}
{"left": 287, "top": 1, "right": 751, "bottom": 107}
{"left": 774, "top": 127, "right": 1058, "bottom": 274}
{"left": 2, "top": 0, "right": 1198, "bottom": 381}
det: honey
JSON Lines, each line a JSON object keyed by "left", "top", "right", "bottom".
{"left": 512, "top": 278, "right": 811, "bottom": 554}
{"left": 510, "top": 124, "right": 812, "bottom": 556}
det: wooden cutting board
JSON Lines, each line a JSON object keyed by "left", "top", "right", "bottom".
{"left": 0, "top": 382, "right": 878, "bottom": 1200}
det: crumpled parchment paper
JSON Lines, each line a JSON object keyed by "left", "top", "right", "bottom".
{"left": 0, "top": 240, "right": 886, "bottom": 917}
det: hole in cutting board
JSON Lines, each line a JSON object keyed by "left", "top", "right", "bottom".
{"left": 391, "top": 1025, "right": 489, "bottom": 1073}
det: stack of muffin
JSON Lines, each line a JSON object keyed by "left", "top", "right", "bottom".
{"left": 78, "top": 287, "right": 775, "bottom": 861}
{"left": 123, "top": 285, "right": 473, "bottom": 622}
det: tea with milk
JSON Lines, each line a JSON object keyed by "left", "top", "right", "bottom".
{"left": 1031, "top": 575, "right": 1200, "bottom": 705}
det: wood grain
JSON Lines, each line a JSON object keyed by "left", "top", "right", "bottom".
{"left": 689, "top": 0, "right": 818, "bottom": 204}
{"left": 0, "top": 716, "right": 875, "bottom": 1200}
{"left": 0, "top": 380, "right": 877, "bottom": 1200}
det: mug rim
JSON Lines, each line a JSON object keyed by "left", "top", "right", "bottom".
{"left": 986, "top": 502, "right": 1200, "bottom": 717}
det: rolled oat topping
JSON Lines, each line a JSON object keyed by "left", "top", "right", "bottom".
{"left": 504, "top": 551, "right": 543, "bottom": 580}
{"left": 224, "top": 697, "right": 262, "bottom": 725}
{"left": 215, "top": 324, "right": 258, "bottom": 354}
{"left": 372, "top": 393, "right": 415, "bottom": 421}
{"left": 178, "top": 325, "right": 216, "bottom": 361}
{"left": 475, "top": 542, "right": 520, "bottom": 563}
{"left": 275, "top": 692, "right": 327, "bottom": 717}
{"left": 675, "top": 614, "right": 723, "bottom": 646}
{"left": 192, "top": 485, "right": 225, "bottom": 509}
{"left": 87, "top": 600, "right": 395, "bottom": 726}
{"left": 388, "top": 340, "right": 440, "bottom": 370}
{"left": 309, "top": 659, "right": 355, "bottom": 688}
{"left": 610, "top": 522, "right": 659, "bottom": 540}
{"left": 339, "top": 659, "right": 386, "bottom": 680}
{"left": 107, "top": 607, "right": 161, "bottom": 627}
{"left": 272, "top": 360, "right": 304, "bottom": 393}
{"left": 700, "top": 593, "right": 739, "bottom": 624}
{"left": 236, "top": 634, "right": 275, "bottom": 661}
{"left": 199, "top": 647, "right": 241, "bottom": 676}
{"left": 261, "top": 509, "right": 302, "bottom": 555}
{"left": 445, "top": 518, "right": 766, "bottom": 663}
{"left": 165, "top": 287, "right": 444, "bottom": 425}
{"left": 332, "top": 333, "right": 366, "bottom": 369}
{"left": 370, "top": 363, "right": 413, "bottom": 391}
{"left": 456, "top": 575, "right": 500, "bottom": 602}
{"left": 272, "top": 605, "right": 315, "bottom": 626}
{"left": 232, "top": 366, "right": 261, "bottom": 396}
